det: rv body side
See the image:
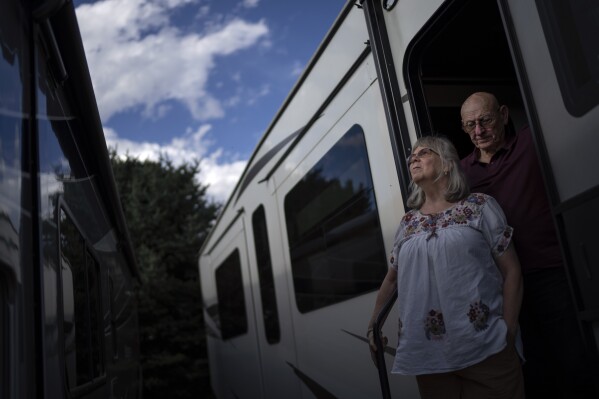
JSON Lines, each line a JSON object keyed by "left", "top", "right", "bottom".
{"left": 199, "top": 0, "right": 599, "bottom": 397}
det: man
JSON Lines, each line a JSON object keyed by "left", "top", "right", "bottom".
{"left": 459, "top": 92, "right": 597, "bottom": 398}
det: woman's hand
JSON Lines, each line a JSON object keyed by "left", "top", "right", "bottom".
{"left": 367, "top": 267, "right": 396, "bottom": 368}
{"left": 368, "top": 328, "right": 388, "bottom": 368}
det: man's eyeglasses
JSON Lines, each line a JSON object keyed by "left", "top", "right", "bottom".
{"left": 407, "top": 147, "right": 438, "bottom": 165}
{"left": 462, "top": 109, "right": 500, "bottom": 133}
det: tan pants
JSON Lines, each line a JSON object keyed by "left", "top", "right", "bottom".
{"left": 415, "top": 344, "right": 525, "bottom": 399}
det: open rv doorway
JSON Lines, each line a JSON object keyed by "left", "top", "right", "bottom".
{"left": 403, "top": 0, "right": 526, "bottom": 159}
{"left": 402, "top": 0, "right": 599, "bottom": 395}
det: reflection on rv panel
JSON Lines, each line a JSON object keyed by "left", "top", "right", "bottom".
{"left": 1, "top": 1, "right": 142, "bottom": 398}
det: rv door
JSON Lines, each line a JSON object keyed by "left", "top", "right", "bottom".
{"left": 208, "top": 217, "right": 264, "bottom": 399}
{"left": 499, "top": 0, "right": 599, "bottom": 351}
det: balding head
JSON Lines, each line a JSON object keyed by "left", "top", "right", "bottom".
{"left": 460, "top": 92, "right": 509, "bottom": 160}
{"left": 461, "top": 92, "right": 500, "bottom": 116}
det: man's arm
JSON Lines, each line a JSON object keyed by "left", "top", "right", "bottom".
{"left": 494, "top": 243, "right": 523, "bottom": 340}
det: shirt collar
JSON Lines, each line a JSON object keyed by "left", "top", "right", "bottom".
{"left": 466, "top": 127, "right": 517, "bottom": 165}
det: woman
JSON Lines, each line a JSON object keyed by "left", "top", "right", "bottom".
{"left": 367, "top": 136, "right": 524, "bottom": 399}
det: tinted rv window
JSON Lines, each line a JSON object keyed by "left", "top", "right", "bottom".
{"left": 108, "top": 275, "right": 118, "bottom": 359}
{"left": 284, "top": 125, "right": 388, "bottom": 313}
{"left": 60, "top": 209, "right": 104, "bottom": 388}
{"left": 252, "top": 205, "right": 280, "bottom": 344}
{"left": 86, "top": 251, "right": 104, "bottom": 377}
{"left": 215, "top": 249, "right": 248, "bottom": 340}
{"left": 536, "top": 0, "right": 599, "bottom": 116}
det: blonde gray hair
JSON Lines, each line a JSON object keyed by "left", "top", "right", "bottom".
{"left": 406, "top": 135, "right": 470, "bottom": 209}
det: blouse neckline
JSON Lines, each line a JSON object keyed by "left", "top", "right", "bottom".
{"left": 417, "top": 201, "right": 460, "bottom": 217}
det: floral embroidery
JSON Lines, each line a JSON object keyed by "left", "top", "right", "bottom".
{"left": 400, "top": 193, "right": 487, "bottom": 240}
{"left": 424, "top": 309, "right": 446, "bottom": 340}
{"left": 467, "top": 300, "right": 490, "bottom": 331}
{"left": 493, "top": 226, "right": 514, "bottom": 256}
{"left": 466, "top": 193, "right": 486, "bottom": 205}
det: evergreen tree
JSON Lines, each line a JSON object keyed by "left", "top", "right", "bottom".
{"left": 110, "top": 152, "right": 220, "bottom": 398}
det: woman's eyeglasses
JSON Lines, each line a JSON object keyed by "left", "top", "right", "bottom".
{"left": 407, "top": 147, "right": 438, "bottom": 165}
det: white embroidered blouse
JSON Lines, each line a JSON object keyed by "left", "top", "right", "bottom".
{"left": 389, "top": 193, "right": 521, "bottom": 375}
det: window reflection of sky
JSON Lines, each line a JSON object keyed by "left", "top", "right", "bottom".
{"left": 37, "top": 121, "right": 66, "bottom": 225}
{"left": 287, "top": 125, "right": 375, "bottom": 242}
{"left": 39, "top": 120, "right": 71, "bottom": 176}
{"left": 316, "top": 130, "right": 370, "bottom": 192}
{"left": 297, "top": 127, "right": 372, "bottom": 232}
{"left": 1, "top": 12, "right": 27, "bottom": 272}
{"left": 0, "top": 49, "right": 23, "bottom": 114}
{"left": 0, "top": 114, "right": 22, "bottom": 230}
{"left": 284, "top": 125, "right": 387, "bottom": 313}
{"left": 1, "top": 20, "right": 25, "bottom": 225}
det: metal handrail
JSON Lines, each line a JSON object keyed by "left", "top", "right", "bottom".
{"left": 372, "top": 287, "right": 398, "bottom": 399}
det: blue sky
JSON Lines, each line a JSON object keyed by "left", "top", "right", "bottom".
{"left": 73, "top": 0, "right": 345, "bottom": 202}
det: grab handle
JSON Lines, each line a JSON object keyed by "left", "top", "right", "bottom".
{"left": 372, "top": 287, "right": 398, "bottom": 399}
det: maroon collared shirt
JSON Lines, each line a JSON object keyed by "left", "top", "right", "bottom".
{"left": 460, "top": 126, "right": 563, "bottom": 274}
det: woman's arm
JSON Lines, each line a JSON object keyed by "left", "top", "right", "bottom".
{"left": 494, "top": 243, "right": 523, "bottom": 340}
{"left": 367, "top": 267, "right": 398, "bottom": 360}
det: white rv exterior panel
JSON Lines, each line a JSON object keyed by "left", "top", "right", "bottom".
{"left": 246, "top": 6, "right": 369, "bottom": 191}
{"left": 274, "top": 72, "right": 415, "bottom": 398}
{"left": 202, "top": 220, "right": 263, "bottom": 399}
{"left": 505, "top": 0, "right": 599, "bottom": 201}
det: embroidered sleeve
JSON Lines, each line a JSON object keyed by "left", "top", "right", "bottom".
{"left": 389, "top": 212, "right": 413, "bottom": 270}
{"left": 479, "top": 195, "right": 513, "bottom": 257}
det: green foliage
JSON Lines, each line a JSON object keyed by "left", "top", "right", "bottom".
{"left": 110, "top": 151, "right": 220, "bottom": 398}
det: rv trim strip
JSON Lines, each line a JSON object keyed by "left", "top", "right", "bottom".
{"left": 49, "top": 3, "right": 141, "bottom": 279}
{"left": 361, "top": 0, "right": 412, "bottom": 210}
{"left": 206, "top": 208, "right": 245, "bottom": 256}
{"left": 235, "top": 125, "right": 303, "bottom": 203}
{"left": 286, "top": 362, "right": 338, "bottom": 399}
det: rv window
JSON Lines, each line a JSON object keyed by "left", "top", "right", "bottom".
{"left": 284, "top": 124, "right": 388, "bottom": 313}
{"left": 252, "top": 205, "right": 280, "bottom": 344}
{"left": 108, "top": 275, "right": 118, "bottom": 359}
{"left": 60, "top": 209, "right": 105, "bottom": 389}
{"left": 536, "top": 0, "right": 599, "bottom": 116}
{"left": 86, "top": 251, "right": 104, "bottom": 377}
{"left": 215, "top": 249, "right": 248, "bottom": 340}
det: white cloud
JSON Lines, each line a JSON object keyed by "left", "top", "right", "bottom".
{"left": 246, "top": 84, "right": 270, "bottom": 105}
{"left": 224, "top": 95, "right": 241, "bottom": 107}
{"left": 196, "top": 5, "right": 210, "bottom": 18}
{"left": 74, "top": 0, "right": 271, "bottom": 204}
{"left": 105, "top": 126, "right": 246, "bottom": 203}
{"left": 242, "top": 0, "right": 260, "bottom": 9}
{"left": 200, "top": 152, "right": 247, "bottom": 203}
{"left": 290, "top": 60, "right": 304, "bottom": 77}
{"left": 75, "top": 0, "right": 269, "bottom": 122}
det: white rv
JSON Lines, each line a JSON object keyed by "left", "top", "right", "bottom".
{"left": 198, "top": 0, "right": 599, "bottom": 397}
